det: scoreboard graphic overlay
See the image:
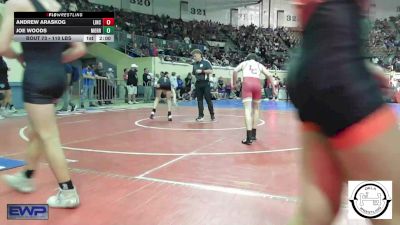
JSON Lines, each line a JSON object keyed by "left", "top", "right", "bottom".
{"left": 14, "top": 12, "right": 115, "bottom": 42}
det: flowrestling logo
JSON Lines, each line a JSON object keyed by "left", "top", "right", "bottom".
{"left": 348, "top": 181, "right": 392, "bottom": 219}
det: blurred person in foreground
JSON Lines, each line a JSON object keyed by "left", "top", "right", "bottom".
{"left": 287, "top": 0, "right": 400, "bottom": 224}
{"left": 0, "top": 0, "right": 86, "bottom": 208}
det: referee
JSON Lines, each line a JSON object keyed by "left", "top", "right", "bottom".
{"left": 191, "top": 49, "right": 215, "bottom": 121}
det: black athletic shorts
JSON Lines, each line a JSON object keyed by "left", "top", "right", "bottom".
{"left": 286, "top": 0, "right": 385, "bottom": 137}
{"left": 157, "top": 88, "right": 171, "bottom": 92}
{"left": 23, "top": 69, "right": 67, "bottom": 104}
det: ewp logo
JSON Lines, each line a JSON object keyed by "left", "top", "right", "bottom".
{"left": 7, "top": 204, "right": 49, "bottom": 220}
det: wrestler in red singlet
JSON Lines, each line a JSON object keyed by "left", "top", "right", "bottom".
{"left": 233, "top": 54, "right": 273, "bottom": 144}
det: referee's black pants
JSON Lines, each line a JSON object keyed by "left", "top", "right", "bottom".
{"left": 195, "top": 80, "right": 214, "bottom": 117}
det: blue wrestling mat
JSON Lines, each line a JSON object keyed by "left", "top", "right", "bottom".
{"left": 179, "top": 99, "right": 295, "bottom": 111}
{"left": 0, "top": 157, "right": 26, "bottom": 171}
{"left": 178, "top": 99, "right": 400, "bottom": 114}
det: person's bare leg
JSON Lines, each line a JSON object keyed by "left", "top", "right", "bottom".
{"left": 153, "top": 90, "right": 161, "bottom": 109}
{"left": 242, "top": 99, "right": 253, "bottom": 144}
{"left": 152, "top": 97, "right": 160, "bottom": 109}
{"left": 166, "top": 91, "right": 172, "bottom": 112}
{"left": 2, "top": 124, "right": 43, "bottom": 193}
{"left": 150, "top": 90, "right": 161, "bottom": 119}
{"left": 24, "top": 103, "right": 71, "bottom": 183}
{"left": 4, "top": 89, "right": 12, "bottom": 109}
{"left": 133, "top": 87, "right": 137, "bottom": 103}
{"left": 251, "top": 100, "right": 261, "bottom": 140}
{"left": 243, "top": 99, "right": 252, "bottom": 130}
{"left": 289, "top": 129, "right": 343, "bottom": 225}
{"left": 128, "top": 94, "right": 133, "bottom": 103}
{"left": 166, "top": 91, "right": 172, "bottom": 121}
{"left": 23, "top": 125, "right": 44, "bottom": 172}
{"left": 333, "top": 124, "right": 400, "bottom": 225}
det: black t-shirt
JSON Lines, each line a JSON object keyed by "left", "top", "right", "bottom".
{"left": 95, "top": 68, "right": 106, "bottom": 77}
{"left": 184, "top": 77, "right": 192, "bottom": 89}
{"left": 127, "top": 69, "right": 138, "bottom": 86}
{"left": 143, "top": 73, "right": 151, "bottom": 86}
{"left": 192, "top": 59, "right": 212, "bottom": 82}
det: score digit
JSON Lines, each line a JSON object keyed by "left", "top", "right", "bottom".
{"left": 102, "top": 18, "right": 115, "bottom": 26}
{"left": 103, "top": 26, "right": 115, "bottom": 34}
